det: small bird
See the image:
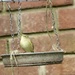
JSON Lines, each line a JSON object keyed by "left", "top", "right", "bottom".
{"left": 20, "top": 34, "right": 34, "bottom": 52}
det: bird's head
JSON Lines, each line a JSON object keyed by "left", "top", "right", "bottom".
{"left": 22, "top": 34, "right": 29, "bottom": 38}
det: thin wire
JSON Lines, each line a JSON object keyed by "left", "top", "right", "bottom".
{"left": 15, "top": 0, "right": 22, "bottom": 74}
{"left": 49, "top": 0, "right": 61, "bottom": 50}
{"left": 46, "top": 0, "right": 61, "bottom": 50}
{"left": 17, "top": 0, "right": 22, "bottom": 50}
{"left": 7, "top": 3, "right": 15, "bottom": 75}
{"left": 7, "top": 2, "right": 15, "bottom": 51}
{"left": 17, "top": 1, "right": 21, "bottom": 37}
{"left": 45, "top": 0, "right": 54, "bottom": 49}
{"left": 7, "top": 1, "right": 20, "bottom": 73}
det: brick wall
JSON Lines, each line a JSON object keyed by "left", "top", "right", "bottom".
{"left": 0, "top": 0, "right": 75, "bottom": 75}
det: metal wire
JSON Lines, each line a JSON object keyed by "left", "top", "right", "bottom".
{"left": 7, "top": 3, "right": 15, "bottom": 50}
{"left": 45, "top": 1, "right": 54, "bottom": 50}
{"left": 46, "top": 0, "right": 61, "bottom": 50}
{"left": 7, "top": 3, "right": 16, "bottom": 75}
{"left": 17, "top": 0, "right": 22, "bottom": 50}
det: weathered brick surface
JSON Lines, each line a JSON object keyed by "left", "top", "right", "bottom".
{"left": 0, "top": 2, "right": 3, "bottom": 11}
{"left": 0, "top": 14, "right": 17, "bottom": 36}
{"left": 31, "top": 34, "right": 52, "bottom": 52}
{"left": 52, "top": 0, "right": 73, "bottom": 6}
{"left": 5, "top": 0, "right": 73, "bottom": 10}
{"left": 9, "top": 38, "right": 25, "bottom": 53}
{"left": 46, "top": 55, "right": 75, "bottom": 75}
{"left": 0, "top": 39, "right": 7, "bottom": 57}
{"left": 32, "top": 31, "right": 75, "bottom": 52}
{"left": 6, "top": 1, "right": 46, "bottom": 10}
{"left": 58, "top": 8, "right": 75, "bottom": 29}
{"left": 7, "top": 31, "right": 75, "bottom": 53}
{"left": 0, "top": 0, "right": 75, "bottom": 75}
{"left": 59, "top": 31, "right": 75, "bottom": 53}
{"left": 0, "top": 64, "right": 38, "bottom": 75}
{"left": 8, "top": 34, "right": 57, "bottom": 52}
{"left": 0, "top": 31, "right": 75, "bottom": 55}
{"left": 21, "top": 9, "right": 52, "bottom": 33}
{"left": 0, "top": 55, "right": 75, "bottom": 75}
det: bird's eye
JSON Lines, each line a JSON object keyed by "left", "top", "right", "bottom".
{"left": 24, "top": 35, "right": 28, "bottom": 38}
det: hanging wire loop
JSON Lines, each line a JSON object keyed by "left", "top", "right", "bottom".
{"left": 46, "top": 0, "right": 62, "bottom": 50}
{"left": 7, "top": 3, "right": 15, "bottom": 50}
{"left": 16, "top": 0, "right": 22, "bottom": 50}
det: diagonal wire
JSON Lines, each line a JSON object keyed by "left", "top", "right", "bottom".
{"left": 7, "top": 2, "right": 15, "bottom": 51}
{"left": 45, "top": 0, "right": 54, "bottom": 50}
{"left": 7, "top": 3, "right": 15, "bottom": 75}
{"left": 16, "top": 0, "right": 22, "bottom": 50}
{"left": 45, "top": 0, "right": 61, "bottom": 50}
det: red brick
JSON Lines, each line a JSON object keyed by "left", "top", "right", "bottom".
{"left": 6, "top": 1, "right": 46, "bottom": 10}
{"left": 9, "top": 38, "right": 25, "bottom": 53}
{"left": 0, "top": 64, "right": 38, "bottom": 75}
{"left": 5, "top": 0, "right": 73, "bottom": 10}
{"left": 0, "top": 14, "right": 17, "bottom": 36}
{"left": 8, "top": 34, "right": 53, "bottom": 52}
{"left": 0, "top": 2, "right": 3, "bottom": 11}
{"left": 8, "top": 31, "right": 75, "bottom": 53}
{"left": 32, "top": 31, "right": 75, "bottom": 53}
{"left": 0, "top": 39, "right": 7, "bottom": 55}
{"left": 59, "top": 31, "right": 75, "bottom": 53}
{"left": 52, "top": 0, "right": 73, "bottom": 6}
{"left": 14, "top": 66, "right": 38, "bottom": 75}
{"left": 22, "top": 10, "right": 52, "bottom": 33}
{"left": 58, "top": 8, "right": 75, "bottom": 29}
{"left": 31, "top": 34, "right": 54, "bottom": 52}
{"left": 46, "top": 55, "right": 75, "bottom": 75}
{"left": 61, "top": 55, "right": 75, "bottom": 75}
{"left": 0, "top": 55, "right": 75, "bottom": 75}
